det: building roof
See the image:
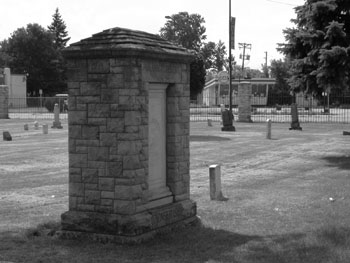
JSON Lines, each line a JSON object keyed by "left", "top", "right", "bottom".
{"left": 63, "top": 27, "right": 194, "bottom": 61}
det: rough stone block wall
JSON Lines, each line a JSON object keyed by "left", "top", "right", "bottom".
{"left": 67, "top": 58, "right": 191, "bottom": 215}
{"left": 0, "top": 85, "right": 9, "bottom": 119}
{"left": 238, "top": 82, "right": 252, "bottom": 122}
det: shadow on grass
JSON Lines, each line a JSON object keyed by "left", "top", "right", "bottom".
{"left": 1, "top": 223, "right": 350, "bottom": 263}
{"left": 322, "top": 155, "right": 350, "bottom": 170}
{"left": 190, "top": 135, "right": 230, "bottom": 142}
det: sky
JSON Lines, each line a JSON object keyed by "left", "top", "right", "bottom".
{"left": 0, "top": 0, "right": 305, "bottom": 69}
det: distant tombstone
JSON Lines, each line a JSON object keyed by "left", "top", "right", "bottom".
{"left": 289, "top": 103, "right": 302, "bottom": 130}
{"left": 209, "top": 165, "right": 227, "bottom": 201}
{"left": 24, "top": 124, "right": 28, "bottom": 131}
{"left": 220, "top": 104, "right": 225, "bottom": 125}
{"left": 221, "top": 109, "right": 235, "bottom": 131}
{"left": 207, "top": 119, "right": 212, "bottom": 127}
{"left": 343, "top": 131, "right": 350, "bottom": 136}
{"left": 3, "top": 131, "right": 12, "bottom": 141}
{"left": 34, "top": 121, "right": 39, "bottom": 130}
{"left": 52, "top": 104, "right": 63, "bottom": 129}
{"left": 42, "top": 124, "right": 48, "bottom": 134}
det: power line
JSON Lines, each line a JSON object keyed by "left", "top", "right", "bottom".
{"left": 265, "top": 0, "right": 299, "bottom": 7}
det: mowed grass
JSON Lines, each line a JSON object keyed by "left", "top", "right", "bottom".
{"left": 1, "top": 119, "right": 350, "bottom": 262}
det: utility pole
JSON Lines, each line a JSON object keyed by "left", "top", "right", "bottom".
{"left": 264, "top": 51, "right": 268, "bottom": 78}
{"left": 238, "top": 43, "right": 251, "bottom": 78}
{"left": 228, "top": 0, "right": 233, "bottom": 111}
{"left": 229, "top": 0, "right": 232, "bottom": 111}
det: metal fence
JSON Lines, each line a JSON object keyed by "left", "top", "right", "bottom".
{"left": 6, "top": 94, "right": 350, "bottom": 123}
{"left": 191, "top": 92, "right": 350, "bottom": 123}
{"left": 8, "top": 97, "right": 68, "bottom": 120}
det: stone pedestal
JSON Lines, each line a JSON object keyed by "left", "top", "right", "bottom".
{"left": 52, "top": 103, "right": 63, "bottom": 129}
{"left": 289, "top": 103, "right": 302, "bottom": 130}
{"left": 60, "top": 27, "right": 197, "bottom": 243}
{"left": 0, "top": 85, "right": 9, "bottom": 119}
{"left": 238, "top": 82, "right": 253, "bottom": 122}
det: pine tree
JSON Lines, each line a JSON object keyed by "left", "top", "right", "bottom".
{"left": 279, "top": 0, "right": 350, "bottom": 96}
{"left": 48, "top": 8, "right": 70, "bottom": 50}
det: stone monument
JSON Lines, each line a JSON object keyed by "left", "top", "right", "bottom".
{"left": 60, "top": 27, "right": 197, "bottom": 243}
{"left": 52, "top": 103, "right": 63, "bottom": 129}
{"left": 221, "top": 109, "right": 235, "bottom": 131}
{"left": 237, "top": 82, "right": 253, "bottom": 122}
{"left": 0, "top": 85, "right": 9, "bottom": 119}
{"left": 289, "top": 103, "right": 302, "bottom": 130}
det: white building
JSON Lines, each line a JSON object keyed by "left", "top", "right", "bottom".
{"left": 0, "top": 67, "right": 27, "bottom": 107}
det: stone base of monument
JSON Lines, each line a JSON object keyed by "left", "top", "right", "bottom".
{"left": 52, "top": 121, "right": 63, "bottom": 129}
{"left": 343, "top": 131, "right": 350, "bottom": 136}
{"left": 221, "top": 126, "right": 236, "bottom": 131}
{"left": 289, "top": 121, "right": 302, "bottom": 131}
{"left": 60, "top": 200, "right": 197, "bottom": 244}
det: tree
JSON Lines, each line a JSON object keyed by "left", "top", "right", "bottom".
{"left": 47, "top": 8, "right": 70, "bottom": 94}
{"left": 201, "top": 40, "right": 227, "bottom": 71}
{"left": 160, "top": 12, "right": 207, "bottom": 98}
{"left": 201, "top": 41, "right": 216, "bottom": 69}
{"left": 261, "top": 63, "right": 269, "bottom": 78}
{"left": 279, "top": 0, "right": 350, "bottom": 96}
{"left": 213, "top": 40, "right": 227, "bottom": 71}
{"left": 190, "top": 52, "right": 206, "bottom": 98}
{"left": 0, "top": 23, "right": 66, "bottom": 95}
{"left": 160, "top": 12, "right": 206, "bottom": 51}
{"left": 270, "top": 58, "right": 291, "bottom": 93}
{"left": 48, "top": 8, "right": 70, "bottom": 50}
{"left": 1, "top": 24, "right": 57, "bottom": 94}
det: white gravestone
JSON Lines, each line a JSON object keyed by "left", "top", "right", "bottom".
{"left": 52, "top": 103, "right": 63, "bottom": 129}
{"left": 148, "top": 84, "right": 172, "bottom": 206}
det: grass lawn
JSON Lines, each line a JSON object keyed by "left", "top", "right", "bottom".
{"left": 0, "top": 119, "right": 350, "bottom": 262}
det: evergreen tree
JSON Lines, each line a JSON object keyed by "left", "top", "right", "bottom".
{"left": 279, "top": 0, "right": 350, "bottom": 96}
{"left": 47, "top": 7, "right": 70, "bottom": 94}
{"left": 48, "top": 8, "right": 70, "bottom": 50}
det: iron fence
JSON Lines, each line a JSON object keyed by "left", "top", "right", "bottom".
{"left": 191, "top": 92, "right": 350, "bottom": 123}
{"left": 8, "top": 97, "right": 68, "bottom": 120}
{"left": 5, "top": 94, "right": 350, "bottom": 123}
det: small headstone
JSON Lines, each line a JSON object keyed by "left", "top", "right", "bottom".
{"left": 266, "top": 119, "right": 272, "bottom": 139}
{"left": 343, "top": 131, "right": 350, "bottom": 136}
{"left": 3, "top": 131, "right": 12, "bottom": 141}
{"left": 207, "top": 119, "right": 212, "bottom": 127}
{"left": 209, "top": 164, "right": 228, "bottom": 201}
{"left": 52, "top": 103, "right": 63, "bottom": 129}
{"left": 221, "top": 109, "right": 235, "bottom": 132}
{"left": 220, "top": 104, "right": 225, "bottom": 125}
{"left": 43, "top": 124, "right": 48, "bottom": 134}
{"left": 34, "top": 121, "right": 39, "bottom": 130}
{"left": 24, "top": 124, "right": 28, "bottom": 131}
